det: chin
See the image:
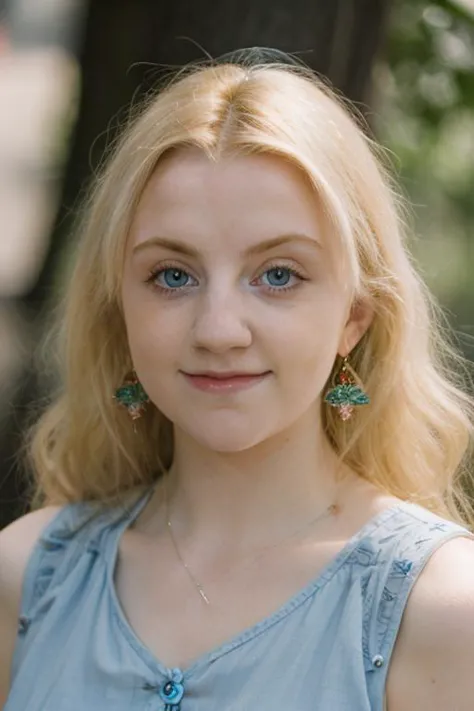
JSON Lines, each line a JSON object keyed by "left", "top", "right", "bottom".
{"left": 184, "top": 420, "right": 272, "bottom": 454}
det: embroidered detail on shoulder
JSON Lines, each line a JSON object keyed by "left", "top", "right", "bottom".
{"left": 347, "top": 541, "right": 380, "bottom": 569}
{"left": 362, "top": 504, "right": 471, "bottom": 674}
{"left": 392, "top": 558, "right": 413, "bottom": 576}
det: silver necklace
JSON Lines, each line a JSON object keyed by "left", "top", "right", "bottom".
{"left": 166, "top": 517, "right": 211, "bottom": 604}
{"left": 165, "top": 479, "right": 338, "bottom": 606}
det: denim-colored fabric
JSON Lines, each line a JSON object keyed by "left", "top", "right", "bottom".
{"left": 6, "top": 486, "right": 472, "bottom": 711}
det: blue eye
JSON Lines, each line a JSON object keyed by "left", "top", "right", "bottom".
{"left": 156, "top": 268, "right": 192, "bottom": 288}
{"left": 148, "top": 263, "right": 306, "bottom": 297}
{"left": 146, "top": 264, "right": 199, "bottom": 296}
{"left": 163, "top": 268, "right": 189, "bottom": 287}
{"left": 263, "top": 267, "right": 292, "bottom": 287}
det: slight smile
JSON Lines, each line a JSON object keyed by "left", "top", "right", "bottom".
{"left": 180, "top": 371, "right": 272, "bottom": 393}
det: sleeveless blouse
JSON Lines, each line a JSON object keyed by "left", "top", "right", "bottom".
{"left": 5, "top": 486, "right": 473, "bottom": 711}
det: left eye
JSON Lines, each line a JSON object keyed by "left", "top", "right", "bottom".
{"left": 260, "top": 267, "right": 294, "bottom": 287}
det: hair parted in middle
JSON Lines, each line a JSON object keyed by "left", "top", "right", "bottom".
{"left": 26, "top": 50, "right": 474, "bottom": 527}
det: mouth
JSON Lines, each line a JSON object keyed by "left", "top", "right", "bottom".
{"left": 180, "top": 370, "right": 271, "bottom": 393}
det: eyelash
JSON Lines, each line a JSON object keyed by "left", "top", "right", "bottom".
{"left": 145, "top": 261, "right": 308, "bottom": 298}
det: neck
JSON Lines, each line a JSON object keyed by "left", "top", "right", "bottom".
{"left": 159, "top": 406, "right": 355, "bottom": 552}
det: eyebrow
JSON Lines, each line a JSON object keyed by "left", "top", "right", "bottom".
{"left": 132, "top": 233, "right": 322, "bottom": 258}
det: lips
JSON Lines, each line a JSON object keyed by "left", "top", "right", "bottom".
{"left": 180, "top": 370, "right": 271, "bottom": 393}
{"left": 185, "top": 371, "right": 267, "bottom": 379}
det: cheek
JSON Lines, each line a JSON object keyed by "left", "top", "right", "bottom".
{"left": 123, "top": 307, "right": 184, "bottom": 412}
{"left": 121, "top": 286, "right": 186, "bottom": 365}
{"left": 271, "top": 296, "right": 344, "bottom": 366}
{"left": 267, "top": 300, "right": 345, "bottom": 408}
{"left": 127, "top": 318, "right": 182, "bottom": 368}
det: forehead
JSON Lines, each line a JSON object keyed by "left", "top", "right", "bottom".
{"left": 128, "top": 147, "right": 330, "bottom": 251}
{"left": 143, "top": 147, "right": 314, "bottom": 200}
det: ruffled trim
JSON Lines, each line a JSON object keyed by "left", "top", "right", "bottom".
{"left": 20, "top": 503, "right": 100, "bottom": 620}
{"left": 10, "top": 488, "right": 153, "bottom": 685}
{"left": 20, "top": 488, "right": 150, "bottom": 621}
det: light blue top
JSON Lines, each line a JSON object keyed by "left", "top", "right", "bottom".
{"left": 6, "top": 486, "right": 472, "bottom": 711}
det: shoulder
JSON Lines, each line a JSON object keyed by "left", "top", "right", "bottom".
{"left": 0, "top": 506, "right": 63, "bottom": 609}
{"left": 387, "top": 534, "right": 474, "bottom": 711}
{"left": 0, "top": 506, "right": 62, "bottom": 706}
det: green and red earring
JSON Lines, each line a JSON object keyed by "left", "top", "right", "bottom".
{"left": 113, "top": 371, "right": 149, "bottom": 420}
{"left": 324, "top": 355, "right": 370, "bottom": 421}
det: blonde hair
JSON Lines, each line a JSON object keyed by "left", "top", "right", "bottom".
{"left": 25, "top": 56, "right": 474, "bottom": 527}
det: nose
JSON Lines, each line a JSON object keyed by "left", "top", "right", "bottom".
{"left": 191, "top": 289, "right": 252, "bottom": 354}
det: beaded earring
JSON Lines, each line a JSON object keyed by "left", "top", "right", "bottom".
{"left": 113, "top": 371, "right": 149, "bottom": 420}
{"left": 324, "top": 355, "right": 370, "bottom": 421}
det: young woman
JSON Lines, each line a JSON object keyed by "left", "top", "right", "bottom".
{"left": 1, "top": 55, "right": 474, "bottom": 711}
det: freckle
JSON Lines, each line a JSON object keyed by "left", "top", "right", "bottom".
{"left": 430, "top": 677, "right": 436, "bottom": 685}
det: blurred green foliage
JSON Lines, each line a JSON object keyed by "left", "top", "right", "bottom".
{"left": 375, "top": 0, "right": 474, "bottom": 356}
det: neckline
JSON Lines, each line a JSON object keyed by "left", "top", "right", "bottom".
{"left": 105, "top": 485, "right": 404, "bottom": 680}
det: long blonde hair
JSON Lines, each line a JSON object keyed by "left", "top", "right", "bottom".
{"left": 25, "top": 57, "right": 474, "bottom": 527}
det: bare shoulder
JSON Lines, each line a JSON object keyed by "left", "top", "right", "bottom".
{"left": 387, "top": 534, "right": 474, "bottom": 711}
{"left": 0, "top": 506, "right": 62, "bottom": 707}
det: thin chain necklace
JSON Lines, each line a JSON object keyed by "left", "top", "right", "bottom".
{"left": 164, "top": 478, "right": 339, "bottom": 606}
{"left": 166, "top": 517, "right": 211, "bottom": 604}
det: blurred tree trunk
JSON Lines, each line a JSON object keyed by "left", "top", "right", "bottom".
{"left": 0, "top": 0, "right": 391, "bottom": 528}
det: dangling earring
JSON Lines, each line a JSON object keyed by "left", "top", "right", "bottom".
{"left": 324, "top": 355, "right": 370, "bottom": 421}
{"left": 113, "top": 371, "right": 149, "bottom": 420}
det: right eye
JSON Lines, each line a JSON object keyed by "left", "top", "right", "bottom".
{"left": 147, "top": 266, "right": 199, "bottom": 292}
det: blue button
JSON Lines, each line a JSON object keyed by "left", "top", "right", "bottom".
{"left": 372, "top": 654, "right": 384, "bottom": 668}
{"left": 18, "top": 615, "right": 30, "bottom": 635}
{"left": 159, "top": 679, "right": 184, "bottom": 706}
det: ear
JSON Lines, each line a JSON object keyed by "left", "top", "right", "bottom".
{"left": 337, "top": 297, "right": 374, "bottom": 357}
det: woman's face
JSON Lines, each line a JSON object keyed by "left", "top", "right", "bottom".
{"left": 121, "top": 148, "right": 372, "bottom": 452}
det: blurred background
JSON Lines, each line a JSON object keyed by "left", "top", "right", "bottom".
{"left": 0, "top": 0, "right": 473, "bottom": 528}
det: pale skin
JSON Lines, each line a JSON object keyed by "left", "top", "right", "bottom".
{"left": 1, "top": 148, "right": 474, "bottom": 710}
